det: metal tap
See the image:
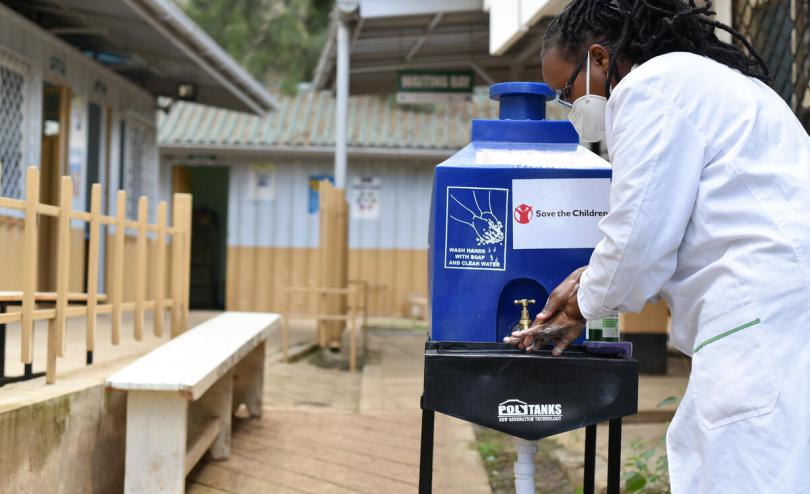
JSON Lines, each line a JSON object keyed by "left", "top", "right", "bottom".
{"left": 513, "top": 299, "right": 536, "bottom": 332}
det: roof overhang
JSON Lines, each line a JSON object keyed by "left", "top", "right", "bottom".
{"left": 486, "top": 0, "right": 568, "bottom": 55}
{"left": 312, "top": 0, "right": 553, "bottom": 95}
{"left": 160, "top": 143, "right": 454, "bottom": 162}
{"left": 4, "top": 0, "right": 277, "bottom": 114}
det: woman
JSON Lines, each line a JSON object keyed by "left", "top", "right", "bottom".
{"left": 504, "top": 0, "right": 810, "bottom": 491}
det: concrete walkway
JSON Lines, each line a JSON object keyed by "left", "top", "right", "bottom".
{"left": 0, "top": 309, "right": 688, "bottom": 493}
{"left": 186, "top": 327, "right": 690, "bottom": 494}
{"left": 187, "top": 328, "right": 491, "bottom": 494}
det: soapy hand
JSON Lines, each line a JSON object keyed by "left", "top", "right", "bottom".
{"left": 503, "top": 267, "right": 587, "bottom": 356}
{"left": 471, "top": 212, "right": 505, "bottom": 245}
{"left": 507, "top": 309, "right": 586, "bottom": 356}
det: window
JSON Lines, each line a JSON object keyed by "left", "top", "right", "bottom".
{"left": 120, "top": 118, "right": 158, "bottom": 218}
{"left": 0, "top": 64, "right": 25, "bottom": 198}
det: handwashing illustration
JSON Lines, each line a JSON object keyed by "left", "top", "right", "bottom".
{"left": 448, "top": 189, "right": 505, "bottom": 246}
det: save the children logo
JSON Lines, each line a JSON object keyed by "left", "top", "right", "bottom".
{"left": 497, "top": 399, "right": 563, "bottom": 422}
{"left": 513, "top": 204, "right": 533, "bottom": 224}
{"left": 512, "top": 178, "right": 611, "bottom": 250}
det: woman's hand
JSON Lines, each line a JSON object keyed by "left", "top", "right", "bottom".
{"left": 504, "top": 266, "right": 587, "bottom": 356}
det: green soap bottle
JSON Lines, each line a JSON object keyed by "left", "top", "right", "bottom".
{"left": 587, "top": 311, "right": 620, "bottom": 342}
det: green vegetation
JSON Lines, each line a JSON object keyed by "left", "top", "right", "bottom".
{"left": 623, "top": 437, "right": 671, "bottom": 493}
{"left": 180, "top": 0, "right": 332, "bottom": 93}
{"left": 622, "top": 395, "right": 678, "bottom": 493}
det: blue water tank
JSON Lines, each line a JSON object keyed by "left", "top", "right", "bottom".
{"left": 429, "top": 82, "right": 612, "bottom": 342}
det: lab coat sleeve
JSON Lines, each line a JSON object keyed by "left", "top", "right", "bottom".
{"left": 578, "top": 86, "right": 708, "bottom": 320}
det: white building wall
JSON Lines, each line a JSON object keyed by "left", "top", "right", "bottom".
{"left": 224, "top": 157, "right": 435, "bottom": 250}
{"left": 0, "top": 2, "right": 157, "bottom": 217}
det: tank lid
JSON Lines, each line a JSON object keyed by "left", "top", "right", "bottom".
{"left": 471, "top": 82, "right": 578, "bottom": 143}
{"left": 490, "top": 82, "right": 555, "bottom": 121}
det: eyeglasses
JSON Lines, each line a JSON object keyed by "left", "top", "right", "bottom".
{"left": 555, "top": 52, "right": 589, "bottom": 109}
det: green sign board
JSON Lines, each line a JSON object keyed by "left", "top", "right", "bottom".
{"left": 397, "top": 70, "right": 475, "bottom": 93}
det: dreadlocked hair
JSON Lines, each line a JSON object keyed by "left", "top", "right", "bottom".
{"left": 543, "top": 0, "right": 771, "bottom": 96}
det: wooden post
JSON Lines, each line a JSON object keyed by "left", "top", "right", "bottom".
{"left": 317, "top": 182, "right": 350, "bottom": 348}
{"left": 319, "top": 182, "right": 333, "bottom": 345}
{"left": 171, "top": 194, "right": 184, "bottom": 336}
{"left": 153, "top": 201, "right": 167, "bottom": 337}
{"left": 55, "top": 176, "right": 72, "bottom": 357}
{"left": 134, "top": 196, "right": 148, "bottom": 341}
{"left": 112, "top": 190, "right": 126, "bottom": 345}
{"left": 181, "top": 194, "right": 192, "bottom": 330}
{"left": 282, "top": 316, "right": 289, "bottom": 363}
{"left": 349, "top": 302, "right": 357, "bottom": 373}
{"left": 21, "top": 167, "right": 39, "bottom": 365}
{"left": 318, "top": 292, "right": 327, "bottom": 348}
{"left": 46, "top": 319, "right": 57, "bottom": 384}
{"left": 337, "top": 190, "right": 350, "bottom": 343}
{"left": 86, "top": 184, "right": 101, "bottom": 358}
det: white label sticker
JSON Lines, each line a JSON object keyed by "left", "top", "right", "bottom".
{"left": 512, "top": 178, "right": 610, "bottom": 249}
{"left": 497, "top": 399, "right": 563, "bottom": 422}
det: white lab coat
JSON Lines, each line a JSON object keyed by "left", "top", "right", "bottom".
{"left": 577, "top": 52, "right": 810, "bottom": 493}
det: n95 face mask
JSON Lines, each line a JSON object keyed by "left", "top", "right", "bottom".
{"left": 567, "top": 52, "right": 607, "bottom": 143}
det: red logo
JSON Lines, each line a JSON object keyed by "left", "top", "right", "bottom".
{"left": 514, "top": 204, "right": 533, "bottom": 224}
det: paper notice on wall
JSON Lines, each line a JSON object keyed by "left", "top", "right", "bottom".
{"left": 512, "top": 178, "right": 611, "bottom": 250}
{"left": 350, "top": 176, "right": 381, "bottom": 220}
{"left": 68, "top": 95, "right": 87, "bottom": 198}
{"left": 250, "top": 164, "right": 276, "bottom": 201}
{"left": 308, "top": 175, "right": 334, "bottom": 214}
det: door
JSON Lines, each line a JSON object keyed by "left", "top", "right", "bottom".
{"left": 182, "top": 166, "right": 228, "bottom": 310}
{"left": 84, "top": 101, "right": 108, "bottom": 292}
{"left": 38, "top": 83, "right": 70, "bottom": 291}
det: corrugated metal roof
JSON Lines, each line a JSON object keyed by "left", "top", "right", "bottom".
{"left": 158, "top": 90, "right": 500, "bottom": 151}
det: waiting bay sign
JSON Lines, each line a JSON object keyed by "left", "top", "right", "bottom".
{"left": 396, "top": 70, "right": 474, "bottom": 104}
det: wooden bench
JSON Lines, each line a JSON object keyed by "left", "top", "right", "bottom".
{"left": 106, "top": 312, "right": 280, "bottom": 494}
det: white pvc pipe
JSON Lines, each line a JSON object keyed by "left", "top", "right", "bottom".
{"left": 514, "top": 437, "right": 538, "bottom": 494}
{"left": 334, "top": 17, "right": 350, "bottom": 189}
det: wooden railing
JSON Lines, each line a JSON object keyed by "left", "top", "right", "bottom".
{"left": 0, "top": 167, "right": 192, "bottom": 384}
{"left": 281, "top": 285, "right": 366, "bottom": 372}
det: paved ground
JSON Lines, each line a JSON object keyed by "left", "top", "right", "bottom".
{"left": 187, "top": 327, "right": 688, "bottom": 494}
{"left": 187, "top": 328, "right": 491, "bottom": 494}
{"left": 1, "top": 310, "right": 687, "bottom": 493}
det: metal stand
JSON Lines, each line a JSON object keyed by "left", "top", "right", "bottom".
{"left": 607, "top": 418, "right": 622, "bottom": 494}
{"left": 584, "top": 424, "right": 597, "bottom": 494}
{"left": 418, "top": 398, "right": 434, "bottom": 494}
{"left": 583, "top": 421, "right": 623, "bottom": 494}
{"left": 418, "top": 407, "right": 623, "bottom": 494}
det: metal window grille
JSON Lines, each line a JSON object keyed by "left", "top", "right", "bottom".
{"left": 0, "top": 65, "right": 24, "bottom": 198}
{"left": 123, "top": 120, "right": 158, "bottom": 218}
{"left": 125, "top": 123, "right": 145, "bottom": 216}
{"left": 734, "top": 0, "right": 810, "bottom": 128}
